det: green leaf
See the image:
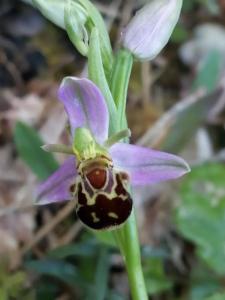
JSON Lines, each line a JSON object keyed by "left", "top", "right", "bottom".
{"left": 171, "top": 24, "right": 189, "bottom": 43}
{"left": 144, "top": 258, "right": 172, "bottom": 295}
{"left": 48, "top": 241, "right": 98, "bottom": 259}
{"left": 88, "top": 27, "right": 118, "bottom": 136}
{"left": 94, "top": 248, "right": 110, "bottom": 300}
{"left": 189, "top": 264, "right": 222, "bottom": 300}
{"left": 106, "top": 292, "right": 125, "bottom": 300}
{"left": 26, "top": 259, "right": 81, "bottom": 287}
{"left": 36, "top": 281, "right": 59, "bottom": 300}
{"left": 193, "top": 50, "right": 222, "bottom": 93}
{"left": 138, "top": 50, "right": 223, "bottom": 153}
{"left": 182, "top": 0, "right": 195, "bottom": 12}
{"left": 175, "top": 163, "right": 225, "bottom": 275}
{"left": 14, "top": 122, "right": 58, "bottom": 180}
{"left": 138, "top": 88, "right": 222, "bottom": 153}
{"left": 190, "top": 282, "right": 222, "bottom": 300}
{"left": 205, "top": 293, "right": 225, "bottom": 300}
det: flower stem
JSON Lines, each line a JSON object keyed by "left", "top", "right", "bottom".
{"left": 110, "top": 49, "right": 148, "bottom": 300}
{"left": 115, "top": 210, "right": 148, "bottom": 300}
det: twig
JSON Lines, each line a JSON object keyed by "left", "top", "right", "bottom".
{"left": 57, "top": 222, "right": 83, "bottom": 246}
{"left": 20, "top": 201, "right": 75, "bottom": 255}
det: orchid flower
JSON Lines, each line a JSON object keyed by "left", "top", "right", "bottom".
{"left": 36, "top": 76, "right": 190, "bottom": 231}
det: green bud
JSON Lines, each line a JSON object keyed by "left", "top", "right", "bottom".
{"left": 65, "top": 0, "right": 89, "bottom": 56}
{"left": 26, "top": 0, "right": 113, "bottom": 74}
{"left": 32, "top": 0, "right": 66, "bottom": 29}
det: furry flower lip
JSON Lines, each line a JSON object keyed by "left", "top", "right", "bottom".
{"left": 36, "top": 77, "right": 190, "bottom": 231}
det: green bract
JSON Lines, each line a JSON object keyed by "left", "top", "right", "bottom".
{"left": 25, "top": 0, "right": 113, "bottom": 75}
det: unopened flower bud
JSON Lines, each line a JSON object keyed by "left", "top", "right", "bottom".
{"left": 121, "top": 0, "right": 183, "bottom": 60}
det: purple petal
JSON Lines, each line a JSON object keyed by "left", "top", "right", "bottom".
{"left": 35, "top": 157, "right": 77, "bottom": 205}
{"left": 110, "top": 143, "right": 190, "bottom": 186}
{"left": 58, "top": 77, "right": 109, "bottom": 144}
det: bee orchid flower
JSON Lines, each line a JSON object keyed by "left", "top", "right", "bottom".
{"left": 36, "top": 77, "right": 190, "bottom": 230}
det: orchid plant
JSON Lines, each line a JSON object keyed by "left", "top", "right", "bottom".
{"left": 26, "top": 0, "right": 188, "bottom": 299}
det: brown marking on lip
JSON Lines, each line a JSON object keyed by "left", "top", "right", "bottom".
{"left": 77, "top": 182, "right": 88, "bottom": 205}
{"left": 75, "top": 156, "right": 132, "bottom": 230}
{"left": 104, "top": 168, "right": 114, "bottom": 194}
{"left": 69, "top": 183, "right": 76, "bottom": 194}
{"left": 115, "top": 174, "right": 127, "bottom": 196}
{"left": 76, "top": 193, "right": 132, "bottom": 230}
{"left": 120, "top": 172, "right": 129, "bottom": 181}
{"left": 86, "top": 168, "right": 107, "bottom": 189}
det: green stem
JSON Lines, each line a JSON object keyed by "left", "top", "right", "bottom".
{"left": 110, "top": 49, "right": 133, "bottom": 130}
{"left": 122, "top": 210, "right": 148, "bottom": 300}
{"left": 110, "top": 49, "right": 148, "bottom": 300}
{"left": 114, "top": 211, "right": 148, "bottom": 300}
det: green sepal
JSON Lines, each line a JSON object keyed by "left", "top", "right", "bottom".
{"left": 88, "top": 27, "right": 118, "bottom": 136}
{"left": 14, "top": 121, "right": 59, "bottom": 180}
{"left": 64, "top": 0, "right": 89, "bottom": 56}
{"left": 32, "top": 0, "right": 65, "bottom": 29}
{"left": 77, "top": 0, "right": 113, "bottom": 79}
{"left": 73, "top": 127, "right": 108, "bottom": 161}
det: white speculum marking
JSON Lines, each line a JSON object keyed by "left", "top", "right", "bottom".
{"left": 108, "top": 212, "right": 119, "bottom": 219}
{"left": 91, "top": 212, "right": 100, "bottom": 223}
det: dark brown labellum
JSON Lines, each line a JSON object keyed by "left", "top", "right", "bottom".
{"left": 72, "top": 156, "right": 132, "bottom": 230}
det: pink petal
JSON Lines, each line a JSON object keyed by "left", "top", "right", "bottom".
{"left": 110, "top": 143, "right": 190, "bottom": 186}
{"left": 35, "top": 157, "right": 77, "bottom": 205}
{"left": 121, "top": 0, "right": 182, "bottom": 60}
{"left": 58, "top": 77, "right": 109, "bottom": 144}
